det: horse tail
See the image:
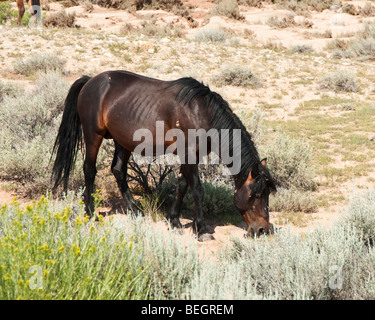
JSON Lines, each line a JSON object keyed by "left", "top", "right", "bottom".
{"left": 51, "top": 75, "right": 91, "bottom": 192}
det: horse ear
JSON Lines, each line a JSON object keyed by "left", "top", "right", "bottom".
{"left": 260, "top": 158, "right": 267, "bottom": 167}
{"left": 250, "top": 162, "right": 259, "bottom": 179}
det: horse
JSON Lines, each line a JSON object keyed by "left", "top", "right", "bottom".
{"left": 0, "top": 0, "right": 40, "bottom": 25}
{"left": 51, "top": 70, "right": 276, "bottom": 240}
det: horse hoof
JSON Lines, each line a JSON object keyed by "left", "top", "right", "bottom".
{"left": 198, "top": 233, "right": 214, "bottom": 242}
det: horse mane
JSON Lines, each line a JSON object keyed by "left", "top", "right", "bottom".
{"left": 167, "top": 77, "right": 262, "bottom": 187}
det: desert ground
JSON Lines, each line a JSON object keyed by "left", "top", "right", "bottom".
{"left": 1, "top": 0, "right": 375, "bottom": 258}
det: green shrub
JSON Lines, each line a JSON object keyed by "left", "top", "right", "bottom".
{"left": 0, "top": 1, "right": 17, "bottom": 24}
{"left": 0, "top": 196, "right": 151, "bottom": 299}
{"left": 213, "top": 66, "right": 262, "bottom": 88}
{"left": 13, "top": 53, "right": 66, "bottom": 77}
{"left": 319, "top": 70, "right": 358, "bottom": 93}
{"left": 183, "top": 182, "right": 241, "bottom": 224}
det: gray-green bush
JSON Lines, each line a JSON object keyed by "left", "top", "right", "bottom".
{"left": 237, "top": 109, "right": 317, "bottom": 212}
{"left": 269, "top": 187, "right": 317, "bottom": 213}
{"left": 0, "top": 80, "right": 21, "bottom": 102}
{"left": 319, "top": 70, "right": 358, "bottom": 93}
{"left": 194, "top": 28, "right": 230, "bottom": 42}
{"left": 213, "top": 66, "right": 262, "bottom": 88}
{"left": 328, "top": 22, "right": 375, "bottom": 60}
{"left": 13, "top": 53, "right": 66, "bottom": 76}
{"left": 261, "top": 130, "right": 316, "bottom": 191}
{"left": 0, "top": 72, "right": 82, "bottom": 195}
{"left": 340, "top": 188, "right": 375, "bottom": 246}
{"left": 1, "top": 184, "right": 374, "bottom": 299}
{"left": 291, "top": 44, "right": 314, "bottom": 54}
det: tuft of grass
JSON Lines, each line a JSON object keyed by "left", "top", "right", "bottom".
{"left": 212, "top": 66, "right": 262, "bottom": 88}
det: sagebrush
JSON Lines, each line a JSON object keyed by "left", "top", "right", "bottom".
{"left": 1, "top": 189, "right": 374, "bottom": 299}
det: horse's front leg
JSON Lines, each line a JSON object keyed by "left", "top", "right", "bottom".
{"left": 182, "top": 164, "right": 213, "bottom": 241}
{"left": 167, "top": 169, "right": 188, "bottom": 230}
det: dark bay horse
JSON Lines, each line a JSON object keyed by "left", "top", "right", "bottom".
{"left": 51, "top": 70, "right": 276, "bottom": 239}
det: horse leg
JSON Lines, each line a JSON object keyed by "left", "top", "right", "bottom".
{"left": 182, "top": 164, "right": 213, "bottom": 241}
{"left": 16, "top": 0, "right": 25, "bottom": 25}
{"left": 111, "top": 141, "right": 139, "bottom": 215}
{"left": 83, "top": 133, "right": 103, "bottom": 218}
{"left": 167, "top": 168, "right": 188, "bottom": 229}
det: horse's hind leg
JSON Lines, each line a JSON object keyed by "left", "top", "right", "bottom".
{"left": 111, "top": 141, "right": 139, "bottom": 215}
{"left": 83, "top": 133, "right": 103, "bottom": 218}
{"left": 167, "top": 168, "right": 188, "bottom": 230}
